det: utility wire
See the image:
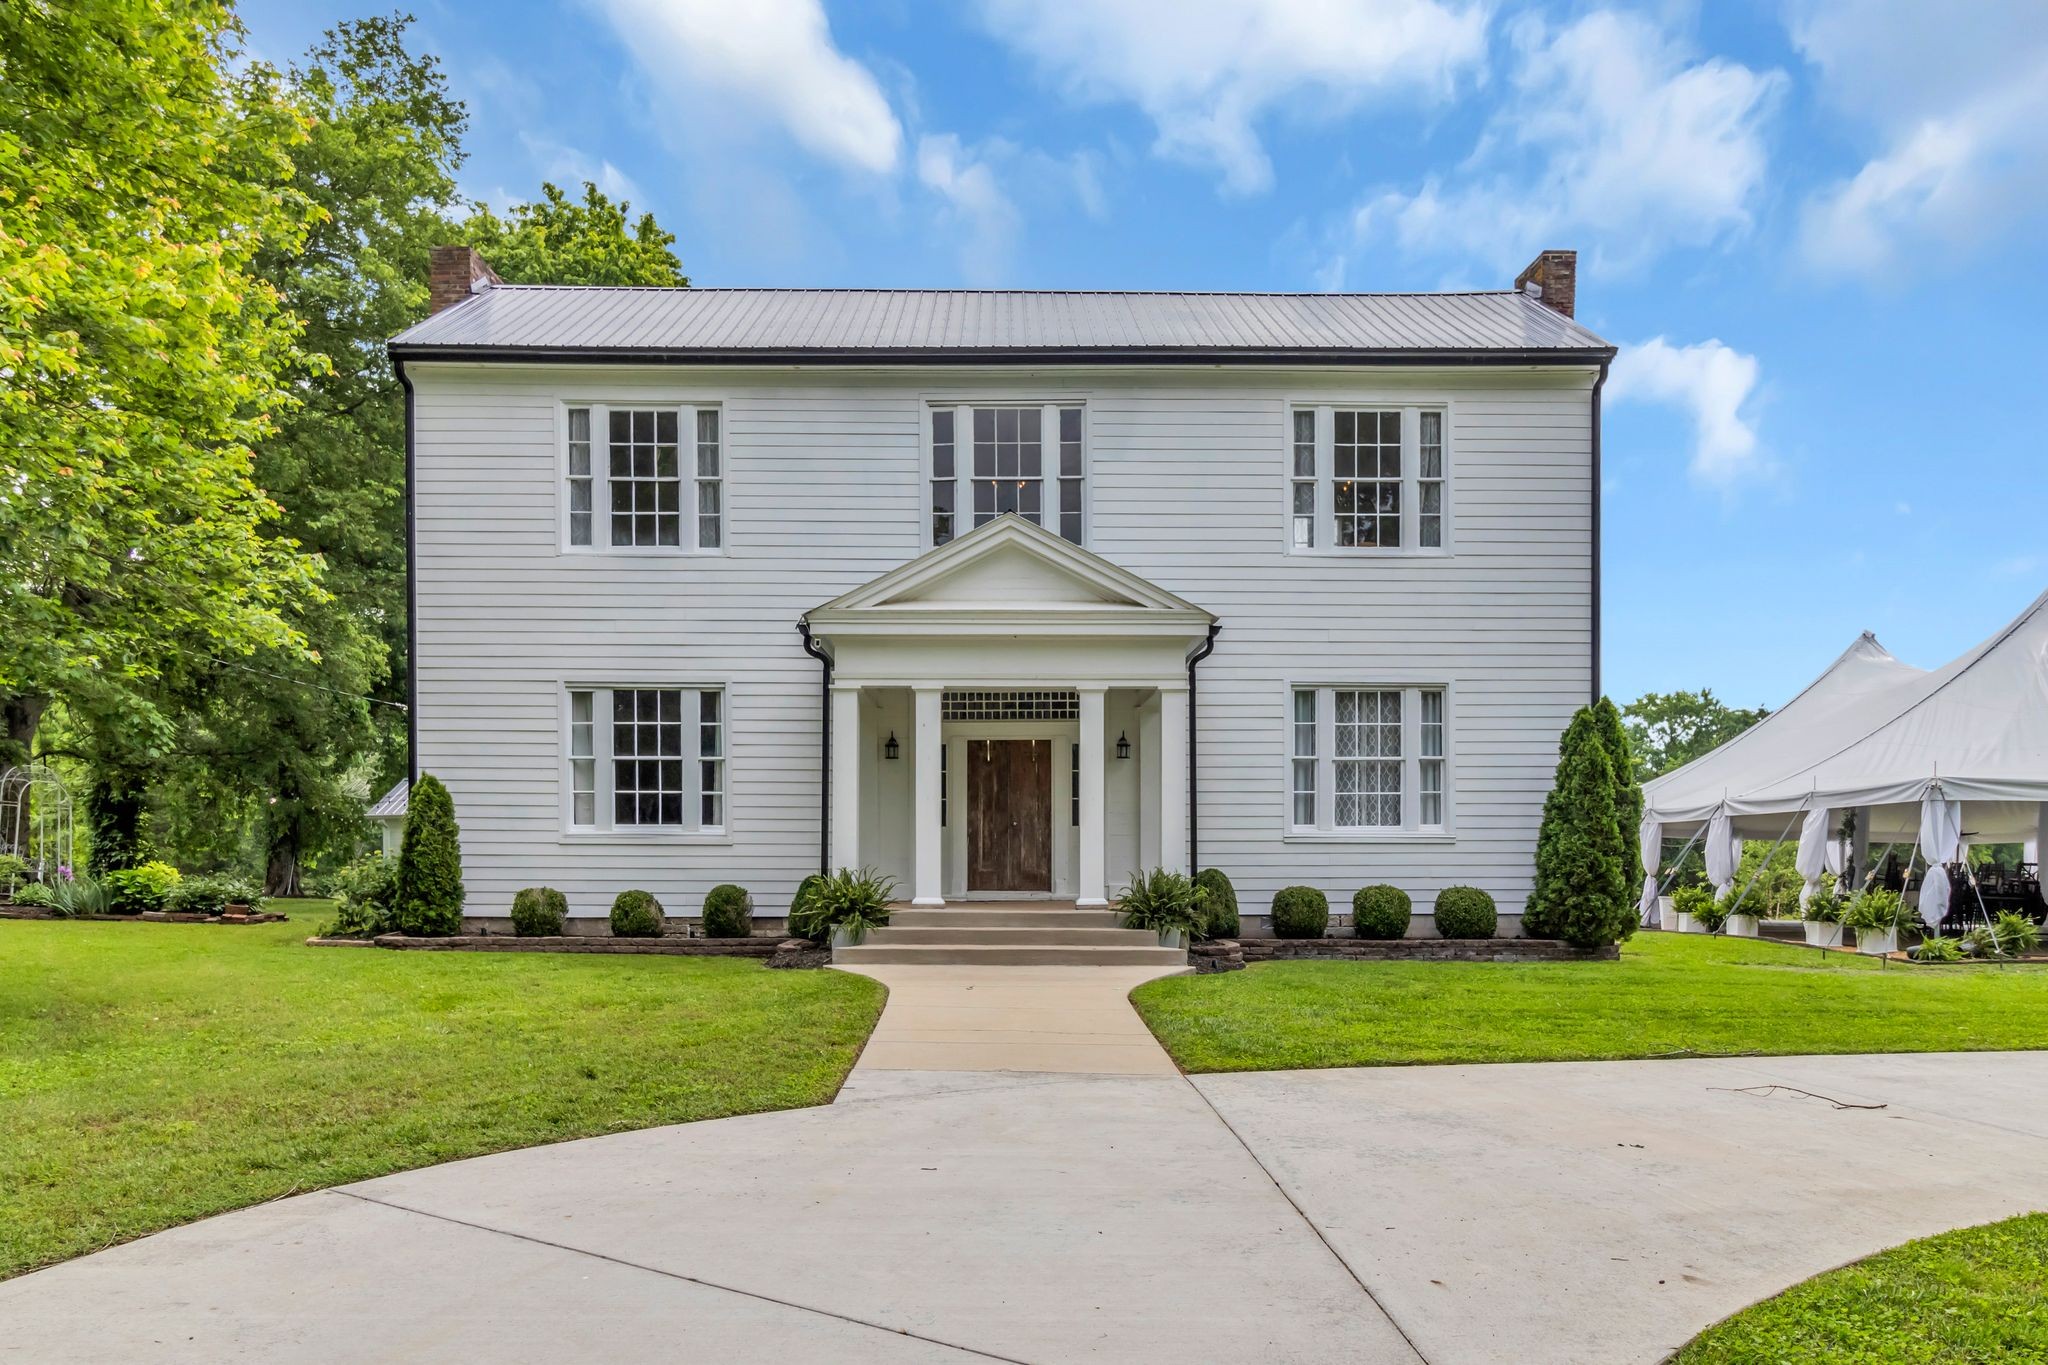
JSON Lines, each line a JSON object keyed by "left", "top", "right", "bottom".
{"left": 198, "top": 654, "right": 409, "bottom": 712}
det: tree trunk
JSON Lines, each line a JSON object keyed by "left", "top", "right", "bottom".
{"left": 86, "top": 772, "right": 147, "bottom": 876}
{"left": 1, "top": 696, "right": 46, "bottom": 858}
{"left": 264, "top": 769, "right": 304, "bottom": 897}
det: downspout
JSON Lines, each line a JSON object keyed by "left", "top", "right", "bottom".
{"left": 798, "top": 622, "right": 831, "bottom": 876}
{"left": 398, "top": 358, "right": 419, "bottom": 784}
{"left": 1186, "top": 621, "right": 1221, "bottom": 873}
{"left": 1590, "top": 359, "right": 1608, "bottom": 706}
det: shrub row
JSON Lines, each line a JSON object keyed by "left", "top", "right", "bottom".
{"left": 501, "top": 884, "right": 761, "bottom": 938}
{"left": 1265, "top": 884, "right": 1501, "bottom": 939}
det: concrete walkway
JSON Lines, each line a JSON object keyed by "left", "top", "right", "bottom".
{"left": 844, "top": 963, "right": 1182, "bottom": 1074}
{"left": 6, "top": 964, "right": 2047, "bottom": 1364}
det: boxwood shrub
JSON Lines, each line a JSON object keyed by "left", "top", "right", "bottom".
{"left": 1433, "top": 885, "right": 1498, "bottom": 939}
{"left": 1195, "top": 868, "right": 1239, "bottom": 939}
{"left": 702, "top": 883, "right": 753, "bottom": 938}
{"left": 1352, "top": 884, "right": 1412, "bottom": 940}
{"left": 510, "top": 886, "right": 568, "bottom": 936}
{"left": 1269, "top": 885, "right": 1330, "bottom": 939}
{"left": 609, "top": 889, "right": 665, "bottom": 938}
{"left": 786, "top": 873, "right": 827, "bottom": 941}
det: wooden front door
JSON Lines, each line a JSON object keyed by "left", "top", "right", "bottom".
{"left": 966, "top": 739, "right": 1053, "bottom": 892}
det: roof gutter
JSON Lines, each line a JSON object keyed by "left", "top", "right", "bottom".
{"left": 387, "top": 344, "right": 1617, "bottom": 369}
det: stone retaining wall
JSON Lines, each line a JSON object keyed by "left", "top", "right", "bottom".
{"left": 1190, "top": 937, "right": 1616, "bottom": 971}
{"left": 345, "top": 933, "right": 796, "bottom": 957}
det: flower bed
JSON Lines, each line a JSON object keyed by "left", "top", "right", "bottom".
{"left": 1189, "top": 937, "right": 1617, "bottom": 971}
{"left": 310, "top": 932, "right": 804, "bottom": 958}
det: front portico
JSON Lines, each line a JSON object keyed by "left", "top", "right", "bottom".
{"left": 804, "top": 515, "right": 1215, "bottom": 908}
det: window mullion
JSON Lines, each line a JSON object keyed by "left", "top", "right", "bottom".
{"left": 596, "top": 687, "right": 616, "bottom": 830}
{"left": 593, "top": 404, "right": 609, "bottom": 549}
{"left": 1316, "top": 686, "right": 1335, "bottom": 831}
{"left": 1316, "top": 407, "right": 1334, "bottom": 554}
{"left": 954, "top": 405, "right": 967, "bottom": 539}
{"left": 1403, "top": 687, "right": 1420, "bottom": 830}
{"left": 1402, "top": 407, "right": 1419, "bottom": 553}
{"left": 684, "top": 688, "right": 704, "bottom": 833}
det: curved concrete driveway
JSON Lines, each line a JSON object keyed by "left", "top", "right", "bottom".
{"left": 6, "top": 964, "right": 2047, "bottom": 1363}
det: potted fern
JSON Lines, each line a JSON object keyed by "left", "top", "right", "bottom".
{"left": 1670, "top": 884, "right": 1714, "bottom": 934}
{"left": 1719, "top": 886, "right": 1760, "bottom": 938}
{"left": 1801, "top": 878, "right": 1845, "bottom": 947}
{"left": 1845, "top": 887, "right": 1912, "bottom": 955}
{"left": 1117, "top": 867, "right": 1208, "bottom": 948}
{"left": 787, "top": 867, "right": 895, "bottom": 947}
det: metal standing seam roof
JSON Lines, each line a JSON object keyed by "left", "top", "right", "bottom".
{"left": 389, "top": 286, "right": 1614, "bottom": 361}
{"left": 367, "top": 780, "right": 408, "bottom": 819}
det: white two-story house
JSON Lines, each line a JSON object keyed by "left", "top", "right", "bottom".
{"left": 388, "top": 248, "right": 1611, "bottom": 935}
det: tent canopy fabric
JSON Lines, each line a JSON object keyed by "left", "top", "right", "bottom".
{"left": 1643, "top": 589, "right": 2048, "bottom": 838}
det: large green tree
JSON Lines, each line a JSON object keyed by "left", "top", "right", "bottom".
{"left": 0, "top": 1, "right": 324, "bottom": 843}
{"left": 462, "top": 181, "right": 688, "bottom": 286}
{"left": 1621, "top": 690, "right": 1770, "bottom": 782}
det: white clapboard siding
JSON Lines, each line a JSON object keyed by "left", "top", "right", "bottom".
{"left": 410, "top": 362, "right": 1593, "bottom": 923}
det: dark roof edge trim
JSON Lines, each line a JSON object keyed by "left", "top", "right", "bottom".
{"left": 387, "top": 343, "right": 1617, "bottom": 367}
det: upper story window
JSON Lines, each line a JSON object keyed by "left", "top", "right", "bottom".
{"left": 565, "top": 685, "right": 726, "bottom": 833}
{"left": 930, "top": 404, "right": 1084, "bottom": 547}
{"left": 1288, "top": 405, "right": 1448, "bottom": 554}
{"left": 1289, "top": 684, "right": 1449, "bottom": 835}
{"left": 564, "top": 404, "right": 722, "bottom": 553}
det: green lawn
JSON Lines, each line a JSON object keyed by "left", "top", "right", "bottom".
{"left": 1133, "top": 931, "right": 2048, "bottom": 1072}
{"left": 0, "top": 907, "right": 884, "bottom": 1280}
{"left": 1675, "top": 1213, "right": 2048, "bottom": 1363}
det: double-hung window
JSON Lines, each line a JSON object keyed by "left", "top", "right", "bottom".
{"left": 564, "top": 403, "right": 723, "bottom": 552}
{"left": 1287, "top": 405, "right": 1449, "bottom": 553}
{"left": 929, "top": 403, "right": 1085, "bottom": 546}
{"left": 1289, "top": 685, "right": 1449, "bottom": 834}
{"left": 565, "top": 686, "right": 726, "bottom": 833}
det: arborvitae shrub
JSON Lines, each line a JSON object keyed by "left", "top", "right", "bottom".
{"left": 1195, "top": 869, "right": 1240, "bottom": 938}
{"left": 394, "top": 775, "right": 464, "bottom": 936}
{"left": 510, "top": 886, "right": 567, "bottom": 936}
{"left": 1594, "top": 696, "right": 1645, "bottom": 899}
{"left": 1528, "top": 709, "right": 1633, "bottom": 949}
{"left": 1433, "top": 886, "right": 1498, "bottom": 938}
{"left": 1269, "top": 885, "right": 1330, "bottom": 939}
{"left": 702, "top": 883, "right": 753, "bottom": 937}
{"left": 1352, "top": 884, "right": 1412, "bottom": 939}
{"left": 610, "top": 889, "right": 665, "bottom": 937}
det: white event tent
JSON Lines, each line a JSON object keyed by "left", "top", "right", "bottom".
{"left": 1640, "top": 588, "right": 2048, "bottom": 928}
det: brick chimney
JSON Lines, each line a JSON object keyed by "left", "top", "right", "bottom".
{"left": 1514, "top": 249, "right": 1577, "bottom": 318}
{"left": 428, "top": 245, "right": 500, "bottom": 315}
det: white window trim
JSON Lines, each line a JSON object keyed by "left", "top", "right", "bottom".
{"left": 558, "top": 400, "right": 726, "bottom": 556}
{"left": 1282, "top": 681, "right": 1456, "bottom": 841}
{"left": 1282, "top": 401, "right": 1454, "bottom": 557}
{"left": 923, "top": 399, "right": 1089, "bottom": 549}
{"left": 559, "top": 682, "right": 732, "bottom": 843}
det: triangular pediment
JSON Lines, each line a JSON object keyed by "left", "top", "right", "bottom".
{"left": 809, "top": 514, "right": 1209, "bottom": 619}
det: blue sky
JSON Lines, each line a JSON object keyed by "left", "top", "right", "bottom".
{"left": 243, "top": 0, "right": 2048, "bottom": 711}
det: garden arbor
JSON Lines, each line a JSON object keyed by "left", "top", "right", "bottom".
{"left": 1641, "top": 589, "right": 2048, "bottom": 928}
{"left": 1, "top": 761, "right": 77, "bottom": 880}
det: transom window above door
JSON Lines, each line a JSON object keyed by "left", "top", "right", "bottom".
{"left": 1288, "top": 405, "right": 1447, "bottom": 553}
{"left": 563, "top": 403, "right": 722, "bottom": 553}
{"left": 930, "top": 404, "right": 1085, "bottom": 546}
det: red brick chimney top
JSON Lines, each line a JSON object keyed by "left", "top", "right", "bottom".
{"left": 1513, "top": 249, "right": 1577, "bottom": 318}
{"left": 428, "top": 246, "right": 501, "bottom": 315}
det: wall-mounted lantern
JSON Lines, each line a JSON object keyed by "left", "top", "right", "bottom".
{"left": 1115, "top": 731, "right": 1131, "bottom": 760}
{"left": 884, "top": 731, "right": 900, "bottom": 760}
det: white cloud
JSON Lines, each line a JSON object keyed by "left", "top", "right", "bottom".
{"left": 1335, "top": 10, "right": 1782, "bottom": 275}
{"left": 1789, "top": 0, "right": 2048, "bottom": 277}
{"left": 974, "top": 0, "right": 1488, "bottom": 195}
{"left": 519, "top": 135, "right": 647, "bottom": 208}
{"left": 1608, "top": 336, "right": 1764, "bottom": 487}
{"left": 593, "top": 0, "right": 902, "bottom": 175}
{"left": 916, "top": 134, "right": 1022, "bottom": 284}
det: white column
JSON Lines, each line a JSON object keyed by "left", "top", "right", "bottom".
{"left": 830, "top": 684, "right": 862, "bottom": 872}
{"left": 1077, "top": 686, "right": 1108, "bottom": 907}
{"left": 912, "top": 687, "right": 944, "bottom": 906}
{"left": 1158, "top": 686, "right": 1188, "bottom": 874}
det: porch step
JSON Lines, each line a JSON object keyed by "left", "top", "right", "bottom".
{"left": 862, "top": 925, "right": 1159, "bottom": 946}
{"left": 833, "top": 943, "right": 1188, "bottom": 967}
{"left": 889, "top": 907, "right": 1124, "bottom": 929}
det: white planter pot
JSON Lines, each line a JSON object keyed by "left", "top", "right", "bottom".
{"left": 1677, "top": 912, "right": 1708, "bottom": 934}
{"left": 1657, "top": 896, "right": 1677, "bottom": 931}
{"left": 1856, "top": 926, "right": 1899, "bottom": 956}
{"left": 830, "top": 924, "right": 859, "bottom": 949}
{"left": 1725, "top": 914, "right": 1760, "bottom": 938}
{"left": 1156, "top": 927, "right": 1187, "bottom": 950}
{"left": 1803, "top": 921, "right": 1844, "bottom": 948}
